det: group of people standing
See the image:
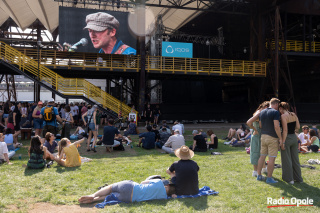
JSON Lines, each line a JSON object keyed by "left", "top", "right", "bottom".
{"left": 247, "top": 98, "right": 309, "bottom": 184}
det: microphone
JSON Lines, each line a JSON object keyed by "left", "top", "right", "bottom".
{"left": 70, "top": 38, "right": 88, "bottom": 51}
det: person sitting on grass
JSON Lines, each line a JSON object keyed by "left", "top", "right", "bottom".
{"left": 298, "top": 125, "right": 310, "bottom": 150}
{"left": 224, "top": 124, "right": 246, "bottom": 140}
{"left": 137, "top": 125, "right": 155, "bottom": 149}
{"left": 102, "top": 119, "right": 121, "bottom": 152}
{"left": 190, "top": 130, "right": 207, "bottom": 152}
{"left": 156, "top": 128, "right": 171, "bottom": 149}
{"left": 0, "top": 133, "right": 14, "bottom": 165}
{"left": 162, "top": 129, "right": 185, "bottom": 154}
{"left": 123, "top": 119, "right": 138, "bottom": 136}
{"left": 151, "top": 124, "right": 160, "bottom": 143}
{"left": 159, "top": 120, "right": 171, "bottom": 134}
{"left": 79, "top": 178, "right": 176, "bottom": 204}
{"left": 224, "top": 129, "right": 251, "bottom": 146}
{"left": 73, "top": 126, "right": 86, "bottom": 136}
{"left": 55, "top": 137, "right": 86, "bottom": 167}
{"left": 301, "top": 129, "right": 319, "bottom": 153}
{"left": 43, "top": 132, "right": 58, "bottom": 160}
{"left": 206, "top": 130, "right": 218, "bottom": 149}
{"left": 166, "top": 145, "right": 199, "bottom": 195}
{"left": 4, "top": 128, "right": 21, "bottom": 151}
{"left": 27, "top": 136, "right": 47, "bottom": 169}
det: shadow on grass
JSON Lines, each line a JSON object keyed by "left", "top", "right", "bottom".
{"left": 268, "top": 179, "right": 320, "bottom": 208}
{"left": 24, "top": 167, "right": 45, "bottom": 176}
{"left": 55, "top": 166, "right": 81, "bottom": 173}
{"left": 173, "top": 195, "right": 210, "bottom": 211}
{"left": 95, "top": 195, "right": 210, "bottom": 211}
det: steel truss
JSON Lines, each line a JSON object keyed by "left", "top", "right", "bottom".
{"left": 54, "top": 0, "right": 252, "bottom": 14}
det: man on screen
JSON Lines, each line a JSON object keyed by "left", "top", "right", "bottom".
{"left": 84, "top": 12, "right": 136, "bottom": 55}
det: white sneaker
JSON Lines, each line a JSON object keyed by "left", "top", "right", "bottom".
{"left": 262, "top": 168, "right": 268, "bottom": 174}
{"left": 289, "top": 180, "right": 294, "bottom": 185}
{"left": 252, "top": 171, "right": 258, "bottom": 177}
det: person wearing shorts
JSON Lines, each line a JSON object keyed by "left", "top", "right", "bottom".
{"left": 78, "top": 179, "right": 175, "bottom": 204}
{"left": 256, "top": 98, "right": 282, "bottom": 184}
{"left": 82, "top": 105, "right": 98, "bottom": 152}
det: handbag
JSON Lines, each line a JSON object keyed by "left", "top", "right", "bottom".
{"left": 86, "top": 111, "right": 93, "bottom": 133}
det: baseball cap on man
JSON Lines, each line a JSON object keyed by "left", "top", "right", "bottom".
{"left": 84, "top": 12, "right": 120, "bottom": 31}
{"left": 49, "top": 98, "right": 55, "bottom": 103}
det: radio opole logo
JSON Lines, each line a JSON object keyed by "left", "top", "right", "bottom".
{"left": 267, "top": 197, "right": 314, "bottom": 208}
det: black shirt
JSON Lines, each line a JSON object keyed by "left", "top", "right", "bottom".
{"left": 151, "top": 129, "right": 160, "bottom": 141}
{"left": 169, "top": 160, "right": 199, "bottom": 195}
{"left": 194, "top": 135, "right": 207, "bottom": 150}
{"left": 14, "top": 107, "right": 21, "bottom": 126}
{"left": 102, "top": 126, "right": 120, "bottom": 145}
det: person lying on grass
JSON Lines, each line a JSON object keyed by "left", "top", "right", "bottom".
{"left": 79, "top": 179, "right": 176, "bottom": 204}
{"left": 55, "top": 138, "right": 86, "bottom": 167}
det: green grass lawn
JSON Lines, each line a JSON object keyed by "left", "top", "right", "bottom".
{"left": 0, "top": 127, "right": 320, "bottom": 212}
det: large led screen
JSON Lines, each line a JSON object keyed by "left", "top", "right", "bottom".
{"left": 59, "top": 7, "right": 136, "bottom": 55}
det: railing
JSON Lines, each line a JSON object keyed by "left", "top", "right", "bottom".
{"left": 0, "top": 41, "right": 136, "bottom": 117}
{"left": 268, "top": 40, "right": 320, "bottom": 53}
{"left": 15, "top": 48, "right": 266, "bottom": 77}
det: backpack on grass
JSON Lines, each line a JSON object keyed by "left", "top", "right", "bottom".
{"left": 43, "top": 106, "right": 55, "bottom": 122}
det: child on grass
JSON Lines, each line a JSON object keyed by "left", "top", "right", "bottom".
{"left": 55, "top": 137, "right": 86, "bottom": 167}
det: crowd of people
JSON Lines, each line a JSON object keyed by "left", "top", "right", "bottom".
{"left": 1, "top": 96, "right": 319, "bottom": 205}
{"left": 0, "top": 98, "right": 112, "bottom": 165}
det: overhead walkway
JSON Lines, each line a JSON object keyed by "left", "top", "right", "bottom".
{"left": 0, "top": 41, "right": 136, "bottom": 118}
{"left": 16, "top": 48, "right": 267, "bottom": 77}
{"left": 269, "top": 39, "right": 320, "bottom": 54}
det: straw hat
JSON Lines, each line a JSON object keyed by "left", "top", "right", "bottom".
{"left": 174, "top": 145, "right": 194, "bottom": 160}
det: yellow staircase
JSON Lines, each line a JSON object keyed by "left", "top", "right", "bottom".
{"left": 0, "top": 41, "right": 136, "bottom": 117}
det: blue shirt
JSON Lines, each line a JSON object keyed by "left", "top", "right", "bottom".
{"left": 99, "top": 40, "right": 136, "bottom": 55}
{"left": 259, "top": 108, "right": 280, "bottom": 138}
{"left": 139, "top": 131, "right": 155, "bottom": 149}
{"left": 4, "top": 134, "right": 13, "bottom": 144}
{"left": 40, "top": 105, "right": 59, "bottom": 127}
{"left": 43, "top": 140, "right": 58, "bottom": 153}
{"left": 132, "top": 179, "right": 167, "bottom": 202}
{"left": 102, "top": 126, "right": 120, "bottom": 145}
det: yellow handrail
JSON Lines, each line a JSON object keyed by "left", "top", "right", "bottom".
{"left": 268, "top": 39, "right": 320, "bottom": 53}
{"left": 15, "top": 48, "right": 266, "bottom": 77}
{"left": 0, "top": 41, "right": 136, "bottom": 117}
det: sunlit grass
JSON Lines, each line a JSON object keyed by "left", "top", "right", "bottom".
{"left": 0, "top": 127, "right": 319, "bottom": 212}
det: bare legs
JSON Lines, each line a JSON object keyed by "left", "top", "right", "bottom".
{"left": 87, "top": 131, "right": 93, "bottom": 151}
{"left": 227, "top": 128, "right": 236, "bottom": 139}
{"left": 35, "top": 128, "right": 42, "bottom": 136}
{"left": 13, "top": 130, "right": 21, "bottom": 144}
{"left": 79, "top": 185, "right": 113, "bottom": 204}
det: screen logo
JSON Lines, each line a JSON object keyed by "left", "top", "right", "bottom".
{"left": 162, "top": 42, "right": 193, "bottom": 58}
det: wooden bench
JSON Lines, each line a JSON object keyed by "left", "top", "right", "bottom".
{"left": 20, "top": 128, "right": 32, "bottom": 140}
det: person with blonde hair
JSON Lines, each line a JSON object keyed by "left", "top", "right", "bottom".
{"left": 55, "top": 137, "right": 86, "bottom": 167}
{"left": 279, "top": 102, "right": 303, "bottom": 184}
{"left": 246, "top": 101, "right": 269, "bottom": 177}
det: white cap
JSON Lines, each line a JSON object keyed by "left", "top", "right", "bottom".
{"left": 49, "top": 98, "right": 55, "bottom": 103}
